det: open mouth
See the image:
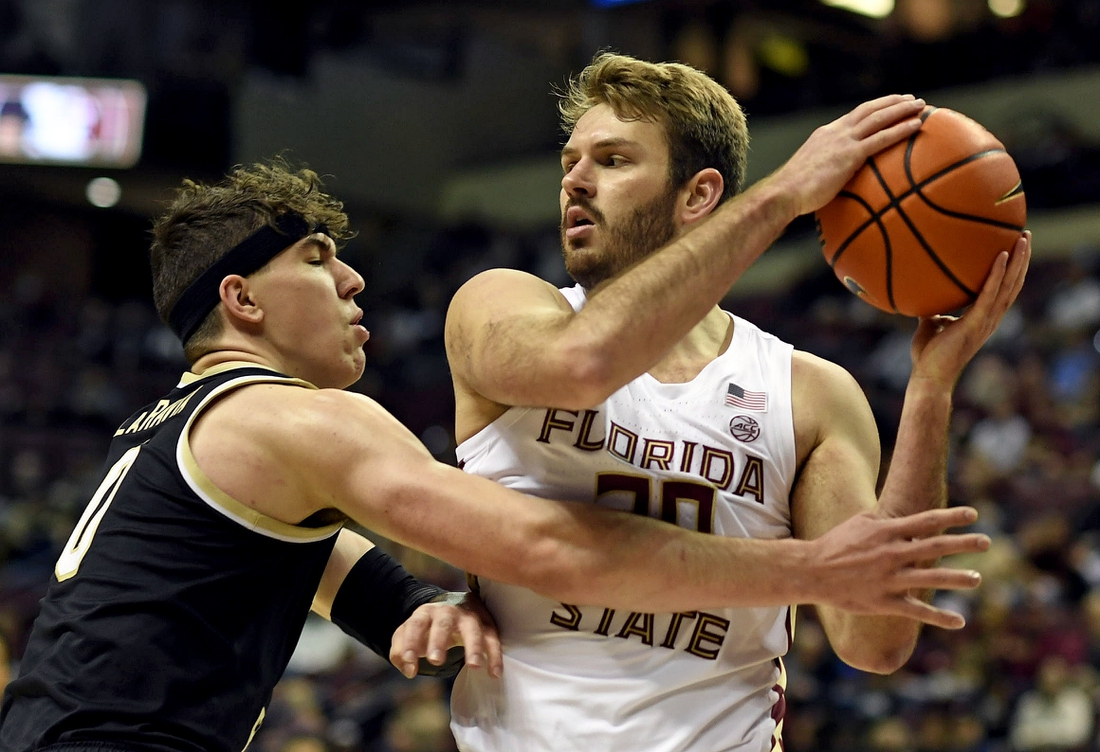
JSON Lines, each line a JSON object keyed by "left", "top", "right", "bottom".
{"left": 564, "top": 206, "right": 597, "bottom": 240}
{"left": 566, "top": 205, "right": 595, "bottom": 229}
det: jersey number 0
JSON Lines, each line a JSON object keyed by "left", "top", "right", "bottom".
{"left": 55, "top": 445, "right": 142, "bottom": 582}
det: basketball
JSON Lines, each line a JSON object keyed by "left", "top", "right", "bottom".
{"left": 815, "top": 106, "right": 1027, "bottom": 317}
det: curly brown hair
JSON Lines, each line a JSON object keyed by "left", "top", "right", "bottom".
{"left": 149, "top": 158, "right": 353, "bottom": 361}
{"left": 558, "top": 52, "right": 749, "bottom": 203}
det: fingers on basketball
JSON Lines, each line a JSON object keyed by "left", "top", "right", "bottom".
{"left": 817, "top": 106, "right": 1027, "bottom": 318}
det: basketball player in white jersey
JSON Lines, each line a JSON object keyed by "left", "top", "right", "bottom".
{"left": 444, "top": 53, "right": 1031, "bottom": 751}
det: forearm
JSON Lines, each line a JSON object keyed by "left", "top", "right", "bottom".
{"left": 538, "top": 504, "right": 817, "bottom": 612}
{"left": 876, "top": 379, "right": 953, "bottom": 518}
{"left": 369, "top": 462, "right": 815, "bottom": 613}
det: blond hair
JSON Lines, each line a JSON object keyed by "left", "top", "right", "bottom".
{"left": 559, "top": 52, "right": 749, "bottom": 202}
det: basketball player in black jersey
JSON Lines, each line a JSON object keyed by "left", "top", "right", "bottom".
{"left": 1, "top": 160, "right": 997, "bottom": 752}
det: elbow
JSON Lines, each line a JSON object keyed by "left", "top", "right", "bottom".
{"left": 833, "top": 639, "right": 914, "bottom": 675}
{"left": 823, "top": 612, "right": 919, "bottom": 675}
{"left": 553, "top": 345, "right": 617, "bottom": 410}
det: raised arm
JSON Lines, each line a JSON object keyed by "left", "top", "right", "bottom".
{"left": 446, "top": 95, "right": 929, "bottom": 411}
{"left": 790, "top": 352, "right": 922, "bottom": 673}
{"left": 793, "top": 235, "right": 1030, "bottom": 674}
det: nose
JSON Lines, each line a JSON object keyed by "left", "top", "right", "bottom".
{"left": 337, "top": 259, "right": 365, "bottom": 299}
{"left": 561, "top": 158, "right": 595, "bottom": 199}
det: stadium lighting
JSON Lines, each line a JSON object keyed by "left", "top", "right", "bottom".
{"left": 989, "top": 0, "right": 1025, "bottom": 18}
{"left": 820, "top": 0, "right": 895, "bottom": 18}
{"left": 85, "top": 176, "right": 121, "bottom": 208}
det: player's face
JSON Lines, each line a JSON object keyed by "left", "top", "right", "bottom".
{"left": 249, "top": 233, "right": 369, "bottom": 389}
{"left": 559, "top": 103, "right": 680, "bottom": 290}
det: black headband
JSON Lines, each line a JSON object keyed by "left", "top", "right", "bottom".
{"left": 167, "top": 212, "right": 328, "bottom": 344}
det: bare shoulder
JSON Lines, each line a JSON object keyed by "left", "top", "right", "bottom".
{"left": 791, "top": 349, "right": 877, "bottom": 465}
{"left": 197, "top": 382, "right": 377, "bottom": 437}
{"left": 449, "top": 267, "right": 562, "bottom": 307}
{"left": 448, "top": 268, "right": 575, "bottom": 329}
{"left": 189, "top": 384, "right": 415, "bottom": 522}
{"left": 445, "top": 268, "right": 579, "bottom": 433}
{"left": 447, "top": 269, "right": 557, "bottom": 360}
{"left": 792, "top": 349, "right": 864, "bottom": 396}
{"left": 208, "top": 383, "right": 407, "bottom": 454}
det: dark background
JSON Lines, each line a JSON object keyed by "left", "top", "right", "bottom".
{"left": 3, "top": 1, "right": 1100, "bottom": 750}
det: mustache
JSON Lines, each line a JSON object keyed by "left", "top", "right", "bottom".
{"left": 560, "top": 198, "right": 605, "bottom": 230}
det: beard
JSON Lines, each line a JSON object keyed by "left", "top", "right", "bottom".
{"left": 561, "top": 185, "right": 679, "bottom": 291}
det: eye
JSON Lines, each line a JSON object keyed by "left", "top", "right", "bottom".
{"left": 562, "top": 161, "right": 577, "bottom": 175}
{"left": 607, "top": 155, "right": 627, "bottom": 167}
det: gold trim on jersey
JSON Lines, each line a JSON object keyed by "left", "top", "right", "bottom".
{"left": 178, "top": 373, "right": 343, "bottom": 543}
{"left": 242, "top": 707, "right": 265, "bottom": 752}
{"left": 177, "top": 360, "right": 286, "bottom": 388}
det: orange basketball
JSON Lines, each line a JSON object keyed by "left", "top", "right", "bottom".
{"left": 815, "top": 106, "right": 1026, "bottom": 317}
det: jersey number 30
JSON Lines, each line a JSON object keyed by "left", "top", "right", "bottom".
{"left": 596, "top": 472, "right": 716, "bottom": 533}
{"left": 55, "top": 445, "right": 142, "bottom": 582}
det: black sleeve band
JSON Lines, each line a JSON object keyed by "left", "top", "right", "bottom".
{"left": 329, "top": 547, "right": 464, "bottom": 676}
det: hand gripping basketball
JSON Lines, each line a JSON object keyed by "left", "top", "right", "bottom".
{"left": 773, "top": 94, "right": 928, "bottom": 219}
{"left": 817, "top": 106, "right": 1027, "bottom": 317}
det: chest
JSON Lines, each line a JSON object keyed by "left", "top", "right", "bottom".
{"left": 511, "top": 382, "right": 795, "bottom": 537}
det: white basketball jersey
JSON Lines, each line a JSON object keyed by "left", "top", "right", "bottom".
{"left": 451, "top": 285, "right": 798, "bottom": 752}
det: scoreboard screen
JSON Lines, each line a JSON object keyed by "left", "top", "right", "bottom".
{"left": 0, "top": 74, "right": 147, "bottom": 168}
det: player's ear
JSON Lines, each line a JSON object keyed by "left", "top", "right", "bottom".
{"left": 680, "top": 168, "right": 723, "bottom": 225}
{"left": 220, "top": 275, "right": 264, "bottom": 326}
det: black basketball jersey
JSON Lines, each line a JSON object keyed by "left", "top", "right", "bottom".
{"left": 0, "top": 362, "right": 344, "bottom": 752}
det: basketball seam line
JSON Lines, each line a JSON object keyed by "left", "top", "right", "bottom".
{"left": 835, "top": 148, "right": 1023, "bottom": 248}
{"left": 868, "top": 160, "right": 899, "bottom": 312}
{"left": 902, "top": 134, "right": 979, "bottom": 300}
{"left": 827, "top": 182, "right": 893, "bottom": 312}
{"left": 827, "top": 143, "right": 1022, "bottom": 306}
{"left": 910, "top": 149, "right": 1025, "bottom": 231}
{"left": 827, "top": 148, "right": 1025, "bottom": 266}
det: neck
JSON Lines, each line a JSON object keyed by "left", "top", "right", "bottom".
{"left": 190, "top": 345, "right": 276, "bottom": 375}
{"left": 648, "top": 306, "right": 732, "bottom": 384}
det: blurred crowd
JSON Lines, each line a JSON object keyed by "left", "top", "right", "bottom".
{"left": 764, "top": 250, "right": 1100, "bottom": 752}
{"left": 0, "top": 0, "right": 1099, "bottom": 748}
{"left": 2, "top": 218, "right": 1100, "bottom": 751}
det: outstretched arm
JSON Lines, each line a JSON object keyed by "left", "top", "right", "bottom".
{"left": 260, "top": 385, "right": 986, "bottom": 623}
{"left": 447, "top": 95, "right": 928, "bottom": 411}
{"left": 190, "top": 360, "right": 989, "bottom": 627}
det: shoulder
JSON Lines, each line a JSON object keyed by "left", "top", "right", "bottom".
{"left": 727, "top": 314, "right": 793, "bottom": 355}
{"left": 791, "top": 350, "right": 878, "bottom": 464}
{"left": 444, "top": 268, "right": 577, "bottom": 366}
{"left": 448, "top": 269, "right": 573, "bottom": 321}
{"left": 450, "top": 268, "right": 559, "bottom": 305}
{"left": 792, "top": 349, "right": 861, "bottom": 393}
{"left": 198, "top": 384, "right": 396, "bottom": 457}
{"left": 189, "top": 383, "right": 416, "bottom": 523}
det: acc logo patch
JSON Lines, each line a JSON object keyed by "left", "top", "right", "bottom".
{"left": 729, "top": 415, "right": 760, "bottom": 443}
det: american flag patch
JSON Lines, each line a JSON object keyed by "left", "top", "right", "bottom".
{"left": 725, "top": 383, "right": 767, "bottom": 411}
